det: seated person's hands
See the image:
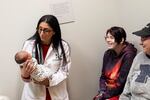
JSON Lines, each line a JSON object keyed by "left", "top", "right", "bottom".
{"left": 93, "top": 92, "right": 104, "bottom": 100}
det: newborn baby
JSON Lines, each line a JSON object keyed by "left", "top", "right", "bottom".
{"left": 15, "top": 51, "right": 36, "bottom": 68}
{"left": 15, "top": 51, "right": 52, "bottom": 82}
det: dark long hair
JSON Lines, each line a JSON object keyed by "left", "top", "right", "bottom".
{"left": 28, "top": 15, "right": 67, "bottom": 65}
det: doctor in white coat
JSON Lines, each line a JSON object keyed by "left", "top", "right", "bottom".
{"left": 19, "top": 15, "right": 71, "bottom": 100}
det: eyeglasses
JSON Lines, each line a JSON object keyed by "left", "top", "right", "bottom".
{"left": 38, "top": 28, "right": 52, "bottom": 33}
{"left": 105, "top": 36, "right": 114, "bottom": 40}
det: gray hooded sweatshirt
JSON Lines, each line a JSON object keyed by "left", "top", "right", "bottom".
{"left": 120, "top": 52, "right": 150, "bottom": 100}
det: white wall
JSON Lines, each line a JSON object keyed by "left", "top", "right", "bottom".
{"left": 118, "top": 0, "right": 150, "bottom": 51}
{"left": 65, "top": 0, "right": 120, "bottom": 100}
{"left": 0, "top": 0, "right": 150, "bottom": 100}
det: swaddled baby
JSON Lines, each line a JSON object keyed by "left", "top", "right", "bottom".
{"left": 15, "top": 51, "right": 52, "bottom": 81}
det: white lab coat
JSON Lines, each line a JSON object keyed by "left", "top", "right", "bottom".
{"left": 21, "top": 39, "right": 71, "bottom": 100}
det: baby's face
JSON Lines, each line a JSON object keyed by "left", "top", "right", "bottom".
{"left": 17, "top": 51, "right": 31, "bottom": 63}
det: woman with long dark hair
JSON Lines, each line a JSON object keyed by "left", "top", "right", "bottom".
{"left": 20, "top": 15, "right": 71, "bottom": 100}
